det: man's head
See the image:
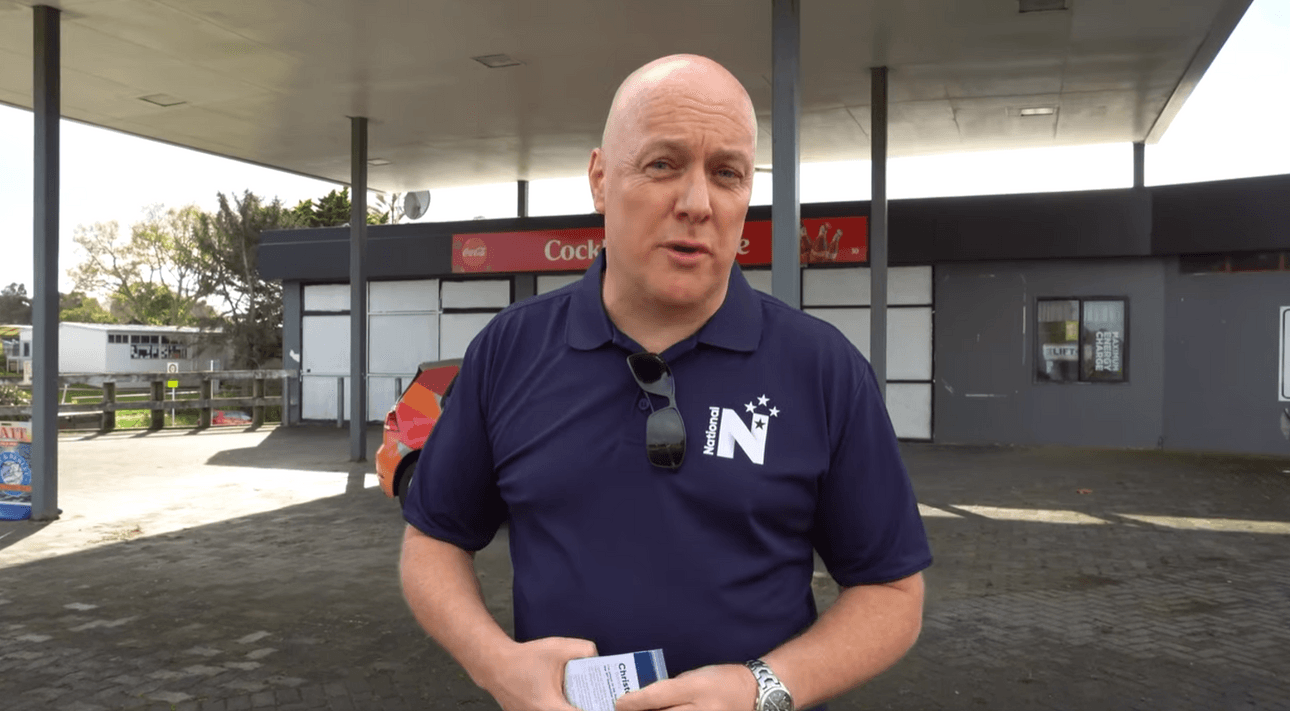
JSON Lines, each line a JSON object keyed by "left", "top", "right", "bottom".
{"left": 589, "top": 54, "right": 757, "bottom": 317}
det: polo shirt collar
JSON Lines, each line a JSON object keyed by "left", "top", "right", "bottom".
{"left": 566, "top": 252, "right": 762, "bottom": 353}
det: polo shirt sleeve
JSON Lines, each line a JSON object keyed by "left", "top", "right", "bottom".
{"left": 811, "top": 356, "right": 933, "bottom": 587}
{"left": 402, "top": 331, "right": 507, "bottom": 552}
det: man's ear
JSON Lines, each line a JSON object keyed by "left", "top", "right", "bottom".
{"left": 588, "top": 148, "right": 607, "bottom": 215}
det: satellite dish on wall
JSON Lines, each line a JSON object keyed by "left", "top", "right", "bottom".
{"left": 403, "top": 191, "right": 431, "bottom": 220}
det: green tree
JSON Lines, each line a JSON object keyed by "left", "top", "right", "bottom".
{"left": 193, "top": 191, "right": 297, "bottom": 369}
{"left": 0, "top": 283, "right": 32, "bottom": 325}
{"left": 290, "top": 187, "right": 388, "bottom": 227}
{"left": 67, "top": 206, "right": 208, "bottom": 326}
{"left": 59, "top": 291, "right": 115, "bottom": 324}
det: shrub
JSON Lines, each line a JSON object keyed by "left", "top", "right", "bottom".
{"left": 0, "top": 384, "right": 30, "bottom": 407}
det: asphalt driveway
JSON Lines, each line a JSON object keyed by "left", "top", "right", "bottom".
{"left": 2, "top": 426, "right": 1288, "bottom": 710}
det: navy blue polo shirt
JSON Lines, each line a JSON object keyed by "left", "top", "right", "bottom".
{"left": 405, "top": 252, "right": 932, "bottom": 684}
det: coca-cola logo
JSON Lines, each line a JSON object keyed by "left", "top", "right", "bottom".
{"left": 461, "top": 237, "right": 487, "bottom": 268}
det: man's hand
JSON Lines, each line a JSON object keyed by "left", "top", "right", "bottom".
{"left": 480, "top": 636, "right": 598, "bottom": 711}
{"left": 614, "top": 663, "right": 756, "bottom": 711}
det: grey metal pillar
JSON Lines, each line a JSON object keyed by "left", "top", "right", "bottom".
{"left": 31, "top": 5, "right": 60, "bottom": 521}
{"left": 281, "top": 281, "right": 302, "bottom": 426}
{"left": 349, "top": 117, "right": 368, "bottom": 461}
{"left": 517, "top": 179, "right": 529, "bottom": 218}
{"left": 771, "top": 0, "right": 801, "bottom": 309}
{"left": 870, "top": 66, "right": 889, "bottom": 398}
{"left": 1133, "top": 141, "right": 1145, "bottom": 189}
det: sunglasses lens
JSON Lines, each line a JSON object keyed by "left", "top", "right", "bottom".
{"left": 628, "top": 352, "right": 669, "bottom": 385}
{"left": 646, "top": 408, "right": 685, "bottom": 469}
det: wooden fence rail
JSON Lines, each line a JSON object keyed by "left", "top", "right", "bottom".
{"left": 0, "top": 370, "right": 298, "bottom": 432}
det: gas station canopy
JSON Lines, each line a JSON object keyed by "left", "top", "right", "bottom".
{"left": 0, "top": 0, "right": 1250, "bottom": 192}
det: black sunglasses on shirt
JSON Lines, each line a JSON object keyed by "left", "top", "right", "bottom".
{"left": 626, "top": 352, "right": 686, "bottom": 470}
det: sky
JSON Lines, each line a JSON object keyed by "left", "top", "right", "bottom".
{"left": 0, "top": 0, "right": 1287, "bottom": 295}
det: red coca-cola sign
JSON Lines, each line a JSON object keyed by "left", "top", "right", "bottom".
{"left": 451, "top": 217, "right": 867, "bottom": 273}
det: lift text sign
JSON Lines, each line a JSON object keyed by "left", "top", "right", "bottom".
{"left": 452, "top": 217, "right": 868, "bottom": 273}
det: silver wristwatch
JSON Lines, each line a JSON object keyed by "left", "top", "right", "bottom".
{"left": 745, "top": 659, "right": 794, "bottom": 711}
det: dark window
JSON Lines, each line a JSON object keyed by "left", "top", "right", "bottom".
{"left": 130, "top": 335, "right": 140, "bottom": 344}
{"left": 1180, "top": 251, "right": 1289, "bottom": 274}
{"left": 1037, "top": 298, "right": 1127, "bottom": 383}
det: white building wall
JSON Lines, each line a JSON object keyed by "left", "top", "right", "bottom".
{"left": 59, "top": 325, "right": 105, "bottom": 372}
{"left": 104, "top": 340, "right": 133, "bottom": 372}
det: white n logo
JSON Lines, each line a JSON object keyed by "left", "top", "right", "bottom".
{"left": 717, "top": 409, "right": 770, "bottom": 465}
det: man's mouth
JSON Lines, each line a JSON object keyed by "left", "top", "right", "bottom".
{"left": 665, "top": 242, "right": 707, "bottom": 255}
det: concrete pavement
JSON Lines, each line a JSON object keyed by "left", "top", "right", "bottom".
{"left": 1, "top": 427, "right": 1288, "bottom": 710}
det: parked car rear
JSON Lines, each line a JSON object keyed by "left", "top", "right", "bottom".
{"left": 375, "top": 359, "right": 460, "bottom": 505}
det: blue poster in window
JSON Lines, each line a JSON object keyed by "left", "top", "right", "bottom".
{"left": 0, "top": 421, "right": 33, "bottom": 520}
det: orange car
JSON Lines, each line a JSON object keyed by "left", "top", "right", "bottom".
{"left": 375, "top": 359, "right": 461, "bottom": 505}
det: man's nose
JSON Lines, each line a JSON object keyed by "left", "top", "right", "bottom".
{"left": 675, "top": 168, "right": 713, "bottom": 223}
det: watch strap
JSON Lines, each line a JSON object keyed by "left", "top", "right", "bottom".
{"left": 745, "top": 659, "right": 793, "bottom": 711}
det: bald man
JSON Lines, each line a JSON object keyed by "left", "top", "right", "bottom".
{"left": 400, "top": 55, "right": 932, "bottom": 711}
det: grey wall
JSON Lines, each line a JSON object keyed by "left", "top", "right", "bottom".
{"left": 934, "top": 259, "right": 1166, "bottom": 448}
{"left": 1163, "top": 264, "right": 1290, "bottom": 456}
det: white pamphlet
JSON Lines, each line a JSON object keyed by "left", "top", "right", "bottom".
{"left": 563, "top": 649, "right": 668, "bottom": 711}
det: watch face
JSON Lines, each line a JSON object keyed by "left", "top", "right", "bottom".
{"left": 765, "top": 689, "right": 793, "bottom": 711}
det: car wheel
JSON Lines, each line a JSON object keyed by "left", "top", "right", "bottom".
{"left": 396, "top": 453, "right": 419, "bottom": 508}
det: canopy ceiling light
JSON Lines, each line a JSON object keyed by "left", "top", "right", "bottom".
{"left": 367, "top": 158, "right": 392, "bottom": 166}
{"left": 1019, "top": 0, "right": 1067, "bottom": 12}
{"left": 138, "top": 93, "right": 186, "bottom": 107}
{"left": 1018, "top": 106, "right": 1057, "bottom": 116}
{"left": 471, "top": 53, "right": 523, "bottom": 69}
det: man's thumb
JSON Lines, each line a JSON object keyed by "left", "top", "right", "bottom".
{"left": 555, "top": 637, "right": 598, "bottom": 660}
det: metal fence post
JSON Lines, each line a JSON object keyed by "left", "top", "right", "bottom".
{"left": 100, "top": 381, "right": 115, "bottom": 434}
{"left": 252, "top": 377, "right": 265, "bottom": 429}
{"left": 280, "top": 374, "right": 290, "bottom": 427}
{"left": 199, "top": 377, "right": 212, "bottom": 429}
{"left": 336, "top": 376, "right": 345, "bottom": 428}
{"left": 150, "top": 379, "right": 164, "bottom": 430}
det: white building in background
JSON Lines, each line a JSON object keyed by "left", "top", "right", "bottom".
{"left": 0, "top": 323, "right": 230, "bottom": 375}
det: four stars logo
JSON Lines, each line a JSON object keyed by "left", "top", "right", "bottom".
{"left": 705, "top": 394, "right": 780, "bottom": 466}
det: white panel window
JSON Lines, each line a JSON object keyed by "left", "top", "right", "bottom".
{"left": 442, "top": 280, "right": 511, "bottom": 309}
{"left": 537, "top": 274, "right": 582, "bottom": 295}
{"left": 806, "top": 308, "right": 872, "bottom": 359}
{"left": 804, "top": 268, "right": 869, "bottom": 307}
{"left": 304, "top": 284, "right": 351, "bottom": 312}
{"left": 441, "top": 313, "right": 498, "bottom": 360}
{"left": 370, "top": 280, "right": 440, "bottom": 313}
{"left": 302, "top": 316, "right": 350, "bottom": 374}
{"left": 803, "top": 266, "right": 933, "bottom": 307}
{"left": 302, "top": 376, "right": 349, "bottom": 421}
{"left": 369, "top": 376, "right": 404, "bottom": 421}
{"left": 301, "top": 314, "right": 352, "bottom": 421}
{"left": 802, "top": 307, "right": 932, "bottom": 381}
{"left": 886, "top": 382, "right": 932, "bottom": 440}
{"left": 741, "top": 269, "right": 774, "bottom": 295}
{"left": 889, "top": 266, "right": 933, "bottom": 306}
{"left": 889, "top": 308, "right": 933, "bottom": 381}
{"left": 370, "top": 314, "right": 438, "bottom": 375}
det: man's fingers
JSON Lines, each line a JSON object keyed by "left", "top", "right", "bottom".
{"left": 614, "top": 677, "right": 686, "bottom": 711}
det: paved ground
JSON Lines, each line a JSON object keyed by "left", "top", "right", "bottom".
{"left": 2, "top": 426, "right": 1288, "bottom": 710}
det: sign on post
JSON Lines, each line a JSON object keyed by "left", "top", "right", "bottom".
{"left": 1279, "top": 306, "right": 1289, "bottom": 402}
{"left": 0, "top": 421, "right": 32, "bottom": 520}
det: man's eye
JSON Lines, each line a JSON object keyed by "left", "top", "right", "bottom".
{"left": 649, "top": 160, "right": 671, "bottom": 170}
